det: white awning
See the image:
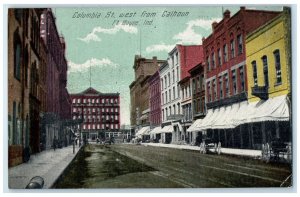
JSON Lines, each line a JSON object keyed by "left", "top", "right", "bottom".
{"left": 150, "top": 127, "right": 162, "bottom": 134}
{"left": 136, "top": 126, "right": 150, "bottom": 136}
{"left": 190, "top": 95, "right": 289, "bottom": 131}
{"left": 187, "top": 119, "right": 203, "bottom": 132}
{"left": 233, "top": 95, "right": 290, "bottom": 125}
{"left": 161, "top": 125, "right": 173, "bottom": 133}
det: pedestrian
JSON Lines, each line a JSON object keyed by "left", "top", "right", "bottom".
{"left": 53, "top": 136, "right": 57, "bottom": 151}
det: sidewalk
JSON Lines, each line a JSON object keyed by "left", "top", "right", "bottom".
{"left": 8, "top": 145, "right": 81, "bottom": 189}
{"left": 142, "top": 143, "right": 262, "bottom": 158}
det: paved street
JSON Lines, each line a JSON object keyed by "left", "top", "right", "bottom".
{"left": 111, "top": 144, "right": 292, "bottom": 188}
{"left": 54, "top": 144, "right": 292, "bottom": 188}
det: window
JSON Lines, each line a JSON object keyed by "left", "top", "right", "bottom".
{"left": 115, "top": 115, "right": 118, "bottom": 120}
{"left": 177, "top": 103, "right": 180, "bottom": 114}
{"left": 73, "top": 108, "right": 76, "bottom": 113}
{"left": 177, "top": 85, "right": 180, "bottom": 98}
{"left": 164, "top": 76, "right": 167, "bottom": 89}
{"left": 223, "top": 44, "right": 228, "bottom": 63}
{"left": 274, "top": 50, "right": 282, "bottom": 84}
{"left": 206, "top": 56, "right": 210, "bottom": 71}
{"left": 77, "top": 99, "right": 81, "bottom": 103}
{"left": 230, "top": 39, "right": 235, "bottom": 58}
{"left": 252, "top": 61, "right": 258, "bottom": 86}
{"left": 173, "top": 87, "right": 175, "bottom": 100}
{"left": 101, "top": 98, "right": 104, "bottom": 103}
{"left": 173, "top": 105, "right": 176, "bottom": 115}
{"left": 262, "top": 56, "right": 269, "bottom": 87}
{"left": 237, "top": 34, "right": 243, "bottom": 55}
{"left": 192, "top": 79, "right": 196, "bottom": 94}
{"left": 172, "top": 70, "right": 175, "bottom": 84}
{"left": 115, "top": 108, "right": 118, "bottom": 112}
{"left": 165, "top": 91, "right": 168, "bottom": 103}
{"left": 102, "top": 108, "right": 104, "bottom": 112}
{"left": 232, "top": 69, "right": 237, "bottom": 95}
{"left": 161, "top": 79, "right": 164, "bottom": 90}
{"left": 168, "top": 72, "right": 171, "bottom": 86}
{"left": 211, "top": 52, "right": 215, "bottom": 69}
{"left": 240, "top": 66, "right": 245, "bottom": 92}
{"left": 176, "top": 67, "right": 179, "bottom": 81}
{"left": 224, "top": 73, "right": 229, "bottom": 97}
{"left": 83, "top": 99, "right": 86, "bottom": 103}
{"left": 92, "top": 99, "right": 94, "bottom": 103}
{"left": 162, "top": 109, "right": 164, "bottom": 121}
{"left": 92, "top": 108, "right": 96, "bottom": 112}
{"left": 14, "top": 32, "right": 21, "bottom": 81}
{"left": 166, "top": 108, "right": 168, "bottom": 119}
{"left": 213, "top": 79, "right": 217, "bottom": 101}
{"left": 207, "top": 82, "right": 211, "bottom": 102}
{"left": 162, "top": 93, "right": 164, "bottom": 104}
{"left": 73, "top": 99, "right": 76, "bottom": 104}
{"left": 169, "top": 89, "right": 171, "bottom": 102}
{"left": 219, "top": 76, "right": 223, "bottom": 99}
{"left": 175, "top": 52, "right": 178, "bottom": 65}
{"left": 218, "top": 48, "right": 222, "bottom": 66}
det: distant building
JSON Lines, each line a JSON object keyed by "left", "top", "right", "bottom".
{"left": 148, "top": 71, "right": 161, "bottom": 127}
{"left": 70, "top": 87, "right": 120, "bottom": 141}
{"left": 129, "top": 55, "right": 166, "bottom": 139}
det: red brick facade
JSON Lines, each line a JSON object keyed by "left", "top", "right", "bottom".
{"left": 203, "top": 7, "right": 280, "bottom": 108}
{"left": 70, "top": 88, "right": 120, "bottom": 139}
{"left": 148, "top": 71, "right": 161, "bottom": 126}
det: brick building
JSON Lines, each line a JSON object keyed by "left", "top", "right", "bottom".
{"left": 177, "top": 45, "right": 203, "bottom": 143}
{"left": 70, "top": 87, "right": 120, "bottom": 141}
{"left": 198, "top": 7, "right": 280, "bottom": 148}
{"left": 186, "top": 63, "right": 206, "bottom": 145}
{"left": 8, "top": 8, "right": 49, "bottom": 167}
{"left": 129, "top": 55, "right": 165, "bottom": 138}
{"left": 148, "top": 71, "right": 161, "bottom": 127}
{"left": 40, "top": 9, "right": 71, "bottom": 149}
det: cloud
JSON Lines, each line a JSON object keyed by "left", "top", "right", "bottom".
{"left": 68, "top": 58, "right": 119, "bottom": 73}
{"left": 145, "top": 43, "right": 175, "bottom": 53}
{"left": 78, "top": 24, "right": 138, "bottom": 43}
{"left": 173, "top": 18, "right": 222, "bottom": 44}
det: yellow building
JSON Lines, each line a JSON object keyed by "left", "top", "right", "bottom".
{"left": 243, "top": 8, "right": 291, "bottom": 154}
{"left": 246, "top": 8, "right": 291, "bottom": 102}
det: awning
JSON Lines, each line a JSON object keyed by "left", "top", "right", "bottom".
{"left": 161, "top": 125, "right": 173, "bottom": 133}
{"left": 187, "top": 119, "right": 203, "bottom": 132}
{"left": 136, "top": 126, "right": 150, "bottom": 136}
{"left": 139, "top": 114, "right": 148, "bottom": 121}
{"left": 233, "top": 95, "right": 290, "bottom": 125}
{"left": 150, "top": 127, "right": 162, "bottom": 134}
{"left": 190, "top": 95, "right": 290, "bottom": 131}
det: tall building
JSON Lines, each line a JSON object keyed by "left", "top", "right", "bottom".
{"left": 8, "top": 8, "right": 47, "bottom": 167}
{"left": 186, "top": 63, "right": 206, "bottom": 145}
{"left": 245, "top": 8, "right": 291, "bottom": 148}
{"left": 40, "top": 9, "right": 71, "bottom": 149}
{"left": 160, "top": 45, "right": 203, "bottom": 144}
{"left": 198, "top": 7, "right": 280, "bottom": 149}
{"left": 70, "top": 87, "right": 120, "bottom": 141}
{"left": 178, "top": 45, "right": 203, "bottom": 143}
{"left": 129, "top": 55, "right": 165, "bottom": 138}
{"left": 148, "top": 71, "right": 161, "bottom": 127}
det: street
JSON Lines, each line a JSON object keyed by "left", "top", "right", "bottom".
{"left": 54, "top": 144, "right": 292, "bottom": 188}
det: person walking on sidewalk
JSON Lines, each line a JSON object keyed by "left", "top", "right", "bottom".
{"left": 53, "top": 136, "right": 57, "bottom": 151}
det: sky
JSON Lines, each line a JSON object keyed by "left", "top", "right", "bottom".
{"left": 54, "top": 5, "right": 283, "bottom": 125}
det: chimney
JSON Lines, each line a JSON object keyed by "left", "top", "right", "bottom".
{"left": 240, "top": 6, "right": 246, "bottom": 11}
{"left": 212, "top": 21, "right": 218, "bottom": 31}
{"left": 223, "top": 10, "right": 231, "bottom": 19}
{"left": 153, "top": 56, "right": 157, "bottom": 66}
